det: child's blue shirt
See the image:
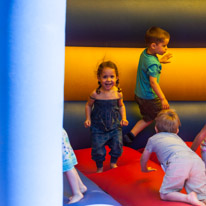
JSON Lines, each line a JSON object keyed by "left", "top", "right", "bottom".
{"left": 135, "top": 48, "right": 162, "bottom": 99}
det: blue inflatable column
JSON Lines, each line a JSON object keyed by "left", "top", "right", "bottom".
{"left": 0, "top": 0, "right": 66, "bottom": 206}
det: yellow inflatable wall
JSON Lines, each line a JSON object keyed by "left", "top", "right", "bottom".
{"left": 64, "top": 47, "right": 206, "bottom": 101}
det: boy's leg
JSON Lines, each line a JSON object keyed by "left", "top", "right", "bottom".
{"left": 131, "top": 119, "right": 153, "bottom": 136}
{"left": 123, "top": 96, "right": 161, "bottom": 145}
{"left": 160, "top": 191, "right": 205, "bottom": 206}
{"left": 123, "top": 119, "right": 152, "bottom": 145}
{"left": 64, "top": 168, "right": 84, "bottom": 204}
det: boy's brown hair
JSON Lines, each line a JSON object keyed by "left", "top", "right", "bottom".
{"left": 155, "top": 109, "right": 181, "bottom": 133}
{"left": 145, "top": 26, "right": 170, "bottom": 46}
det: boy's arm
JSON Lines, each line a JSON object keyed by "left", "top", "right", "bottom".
{"left": 149, "top": 76, "right": 169, "bottom": 109}
{"left": 118, "top": 93, "right": 129, "bottom": 126}
{"left": 140, "top": 149, "right": 157, "bottom": 172}
{"left": 159, "top": 53, "right": 173, "bottom": 64}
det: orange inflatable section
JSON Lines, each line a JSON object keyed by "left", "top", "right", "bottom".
{"left": 64, "top": 47, "right": 206, "bottom": 101}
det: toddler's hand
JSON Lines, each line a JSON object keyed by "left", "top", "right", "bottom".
{"left": 120, "top": 119, "right": 129, "bottom": 127}
{"left": 84, "top": 120, "right": 91, "bottom": 128}
{"left": 160, "top": 53, "right": 173, "bottom": 64}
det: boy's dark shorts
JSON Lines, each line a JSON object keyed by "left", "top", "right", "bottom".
{"left": 135, "top": 95, "right": 162, "bottom": 122}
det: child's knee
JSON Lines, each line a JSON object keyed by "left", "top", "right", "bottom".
{"left": 160, "top": 193, "right": 167, "bottom": 200}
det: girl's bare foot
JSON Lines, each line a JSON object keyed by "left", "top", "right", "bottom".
{"left": 97, "top": 167, "right": 103, "bottom": 173}
{"left": 187, "top": 192, "right": 206, "bottom": 206}
{"left": 68, "top": 192, "right": 83, "bottom": 204}
{"left": 80, "top": 185, "right": 87, "bottom": 193}
{"left": 110, "top": 163, "right": 118, "bottom": 169}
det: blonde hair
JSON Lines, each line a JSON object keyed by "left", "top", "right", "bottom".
{"left": 155, "top": 109, "right": 181, "bottom": 133}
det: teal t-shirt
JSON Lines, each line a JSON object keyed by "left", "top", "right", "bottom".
{"left": 135, "top": 49, "right": 162, "bottom": 99}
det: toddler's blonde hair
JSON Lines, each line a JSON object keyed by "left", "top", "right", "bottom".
{"left": 155, "top": 109, "right": 181, "bottom": 133}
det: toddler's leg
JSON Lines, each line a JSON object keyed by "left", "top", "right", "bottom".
{"left": 73, "top": 168, "right": 87, "bottom": 193}
{"left": 110, "top": 162, "right": 118, "bottom": 168}
{"left": 187, "top": 192, "right": 206, "bottom": 206}
{"left": 96, "top": 167, "right": 103, "bottom": 173}
{"left": 91, "top": 130, "right": 106, "bottom": 173}
{"left": 160, "top": 191, "right": 206, "bottom": 206}
{"left": 96, "top": 161, "right": 103, "bottom": 173}
{"left": 109, "top": 129, "right": 122, "bottom": 169}
{"left": 64, "top": 168, "right": 84, "bottom": 204}
{"left": 110, "top": 156, "right": 118, "bottom": 169}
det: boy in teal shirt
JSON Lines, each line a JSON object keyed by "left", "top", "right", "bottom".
{"left": 124, "top": 26, "right": 172, "bottom": 145}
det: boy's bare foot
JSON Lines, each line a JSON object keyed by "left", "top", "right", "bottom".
{"left": 68, "top": 193, "right": 83, "bottom": 204}
{"left": 97, "top": 167, "right": 103, "bottom": 173}
{"left": 110, "top": 163, "right": 118, "bottom": 169}
{"left": 187, "top": 192, "right": 206, "bottom": 206}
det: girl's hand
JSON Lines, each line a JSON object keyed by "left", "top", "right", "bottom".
{"left": 84, "top": 120, "right": 91, "bottom": 128}
{"left": 159, "top": 53, "right": 173, "bottom": 64}
{"left": 120, "top": 119, "right": 129, "bottom": 127}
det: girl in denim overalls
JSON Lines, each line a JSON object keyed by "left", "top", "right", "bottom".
{"left": 84, "top": 61, "right": 129, "bottom": 173}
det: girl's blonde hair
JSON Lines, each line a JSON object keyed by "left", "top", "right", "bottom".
{"left": 155, "top": 109, "right": 181, "bottom": 133}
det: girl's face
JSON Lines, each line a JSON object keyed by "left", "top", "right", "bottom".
{"left": 98, "top": 67, "right": 118, "bottom": 91}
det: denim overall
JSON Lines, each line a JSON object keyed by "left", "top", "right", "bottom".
{"left": 90, "top": 99, "right": 123, "bottom": 168}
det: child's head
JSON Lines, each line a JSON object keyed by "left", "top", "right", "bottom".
{"left": 96, "top": 61, "right": 121, "bottom": 94}
{"left": 155, "top": 109, "right": 181, "bottom": 133}
{"left": 145, "top": 26, "right": 170, "bottom": 46}
{"left": 97, "top": 61, "right": 119, "bottom": 78}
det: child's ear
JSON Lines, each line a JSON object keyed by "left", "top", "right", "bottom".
{"left": 151, "top": 42, "right": 157, "bottom": 50}
{"left": 155, "top": 126, "right": 158, "bottom": 133}
{"left": 176, "top": 128, "right": 179, "bottom": 134}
